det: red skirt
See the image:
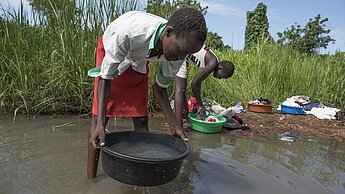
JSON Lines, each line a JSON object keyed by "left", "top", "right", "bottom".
{"left": 92, "top": 36, "right": 149, "bottom": 117}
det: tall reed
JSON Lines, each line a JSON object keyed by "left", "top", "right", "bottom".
{"left": 196, "top": 44, "right": 345, "bottom": 108}
{"left": 0, "top": 0, "right": 139, "bottom": 115}
{"left": 1, "top": 1, "right": 344, "bottom": 116}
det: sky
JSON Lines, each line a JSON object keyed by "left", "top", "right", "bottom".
{"left": 198, "top": 0, "right": 345, "bottom": 54}
{"left": 1, "top": 0, "right": 344, "bottom": 54}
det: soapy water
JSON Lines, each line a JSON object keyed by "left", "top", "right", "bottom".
{"left": 110, "top": 140, "right": 181, "bottom": 158}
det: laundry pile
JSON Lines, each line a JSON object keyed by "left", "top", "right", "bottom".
{"left": 279, "top": 95, "right": 340, "bottom": 120}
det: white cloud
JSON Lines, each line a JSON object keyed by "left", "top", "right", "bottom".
{"left": 200, "top": 0, "right": 244, "bottom": 17}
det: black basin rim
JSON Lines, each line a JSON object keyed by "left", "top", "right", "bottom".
{"left": 101, "top": 131, "right": 191, "bottom": 163}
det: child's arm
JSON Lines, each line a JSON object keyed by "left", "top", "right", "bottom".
{"left": 89, "top": 78, "right": 111, "bottom": 147}
{"left": 155, "top": 62, "right": 188, "bottom": 141}
{"left": 191, "top": 51, "right": 218, "bottom": 117}
{"left": 174, "top": 61, "right": 189, "bottom": 127}
{"left": 153, "top": 82, "right": 188, "bottom": 141}
{"left": 88, "top": 31, "right": 130, "bottom": 147}
{"left": 174, "top": 76, "right": 188, "bottom": 127}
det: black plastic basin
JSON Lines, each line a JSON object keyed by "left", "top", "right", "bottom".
{"left": 101, "top": 131, "right": 190, "bottom": 186}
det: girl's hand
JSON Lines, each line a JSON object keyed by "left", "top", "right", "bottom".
{"left": 89, "top": 125, "right": 106, "bottom": 149}
{"left": 197, "top": 106, "right": 207, "bottom": 118}
{"left": 170, "top": 127, "right": 189, "bottom": 141}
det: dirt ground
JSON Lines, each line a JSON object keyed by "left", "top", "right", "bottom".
{"left": 223, "top": 111, "right": 345, "bottom": 142}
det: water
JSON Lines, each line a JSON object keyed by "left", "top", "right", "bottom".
{"left": 110, "top": 141, "right": 181, "bottom": 158}
{"left": 0, "top": 114, "right": 344, "bottom": 194}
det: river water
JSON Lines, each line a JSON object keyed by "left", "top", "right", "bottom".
{"left": 0, "top": 114, "right": 344, "bottom": 194}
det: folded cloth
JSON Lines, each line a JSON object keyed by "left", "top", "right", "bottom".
{"left": 279, "top": 96, "right": 310, "bottom": 110}
{"left": 290, "top": 95, "right": 310, "bottom": 105}
{"left": 222, "top": 110, "right": 249, "bottom": 130}
{"left": 281, "top": 101, "right": 302, "bottom": 107}
{"left": 211, "top": 104, "right": 226, "bottom": 114}
{"left": 211, "top": 104, "right": 235, "bottom": 115}
{"left": 305, "top": 106, "right": 340, "bottom": 120}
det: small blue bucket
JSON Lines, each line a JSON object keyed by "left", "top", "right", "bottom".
{"left": 281, "top": 104, "right": 305, "bottom": 115}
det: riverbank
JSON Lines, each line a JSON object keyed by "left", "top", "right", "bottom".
{"left": 222, "top": 112, "right": 345, "bottom": 142}
{"left": 4, "top": 111, "right": 344, "bottom": 142}
{"left": 149, "top": 111, "right": 345, "bottom": 142}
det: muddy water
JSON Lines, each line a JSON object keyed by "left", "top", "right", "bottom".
{"left": 0, "top": 114, "right": 344, "bottom": 194}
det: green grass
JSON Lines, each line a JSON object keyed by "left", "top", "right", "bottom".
{"left": 0, "top": 0, "right": 139, "bottom": 115}
{"left": 1, "top": 1, "right": 344, "bottom": 116}
{"left": 200, "top": 44, "right": 345, "bottom": 108}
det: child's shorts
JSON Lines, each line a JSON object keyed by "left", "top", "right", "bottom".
{"left": 92, "top": 36, "right": 149, "bottom": 117}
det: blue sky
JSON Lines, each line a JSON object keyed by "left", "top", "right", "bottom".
{"left": 1, "top": 0, "right": 344, "bottom": 54}
{"left": 198, "top": 0, "right": 345, "bottom": 54}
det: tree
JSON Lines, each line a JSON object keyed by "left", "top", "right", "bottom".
{"left": 244, "top": 3, "right": 273, "bottom": 49}
{"left": 205, "top": 31, "right": 231, "bottom": 51}
{"left": 28, "top": 0, "right": 76, "bottom": 27}
{"left": 145, "top": 0, "right": 207, "bottom": 19}
{"left": 175, "top": 0, "right": 207, "bottom": 14}
{"left": 146, "top": 0, "right": 230, "bottom": 50}
{"left": 277, "top": 14, "right": 335, "bottom": 53}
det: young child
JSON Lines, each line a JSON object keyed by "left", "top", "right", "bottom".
{"left": 87, "top": 8, "right": 207, "bottom": 180}
{"left": 174, "top": 45, "right": 234, "bottom": 127}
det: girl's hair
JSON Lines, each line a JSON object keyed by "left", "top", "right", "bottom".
{"left": 167, "top": 8, "right": 207, "bottom": 42}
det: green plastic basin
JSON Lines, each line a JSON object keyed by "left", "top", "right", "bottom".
{"left": 188, "top": 113, "right": 226, "bottom": 133}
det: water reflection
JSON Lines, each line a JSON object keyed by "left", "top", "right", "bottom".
{"left": 221, "top": 135, "right": 344, "bottom": 193}
{"left": 0, "top": 115, "right": 344, "bottom": 194}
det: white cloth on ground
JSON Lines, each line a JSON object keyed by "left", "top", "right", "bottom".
{"left": 305, "top": 106, "right": 340, "bottom": 120}
{"left": 211, "top": 104, "right": 243, "bottom": 115}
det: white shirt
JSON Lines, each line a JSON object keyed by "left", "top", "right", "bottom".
{"left": 88, "top": 11, "right": 184, "bottom": 88}
{"left": 176, "top": 45, "right": 219, "bottom": 79}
